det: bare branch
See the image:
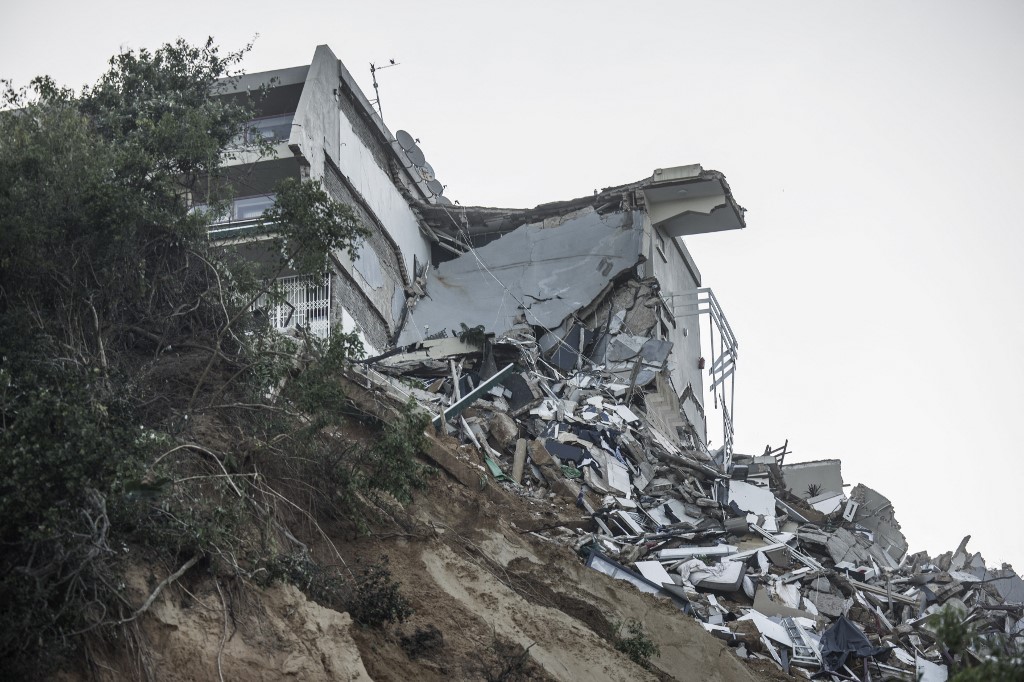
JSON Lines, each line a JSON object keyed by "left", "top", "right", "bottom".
{"left": 116, "top": 555, "right": 200, "bottom": 625}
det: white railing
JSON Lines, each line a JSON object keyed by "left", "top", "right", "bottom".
{"left": 667, "top": 287, "right": 738, "bottom": 470}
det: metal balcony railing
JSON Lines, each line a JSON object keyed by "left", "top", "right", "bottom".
{"left": 666, "top": 287, "right": 738, "bottom": 470}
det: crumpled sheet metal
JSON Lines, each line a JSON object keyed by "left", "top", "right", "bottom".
{"left": 398, "top": 208, "right": 643, "bottom": 344}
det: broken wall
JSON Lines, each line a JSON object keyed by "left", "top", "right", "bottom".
{"left": 849, "top": 483, "right": 909, "bottom": 561}
{"left": 398, "top": 207, "right": 644, "bottom": 345}
{"left": 330, "top": 50, "right": 431, "bottom": 280}
{"left": 323, "top": 162, "right": 407, "bottom": 347}
{"left": 781, "top": 459, "right": 844, "bottom": 499}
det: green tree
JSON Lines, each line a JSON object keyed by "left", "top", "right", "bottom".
{"left": 0, "top": 38, "right": 390, "bottom": 676}
{"left": 930, "top": 605, "right": 1024, "bottom": 681}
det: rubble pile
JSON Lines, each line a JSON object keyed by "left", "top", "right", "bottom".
{"left": 341, "top": 177, "right": 1020, "bottom": 680}
{"left": 352, "top": 316, "right": 1023, "bottom": 681}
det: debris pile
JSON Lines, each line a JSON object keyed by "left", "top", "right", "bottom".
{"left": 353, "top": 315, "right": 1023, "bottom": 680}
{"left": 345, "top": 182, "right": 1020, "bottom": 680}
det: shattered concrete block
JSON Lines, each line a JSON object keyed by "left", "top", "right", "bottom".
{"left": 808, "top": 577, "right": 833, "bottom": 594}
{"left": 528, "top": 439, "right": 554, "bottom": 467}
{"left": 724, "top": 517, "right": 749, "bottom": 535}
{"left": 849, "top": 484, "right": 909, "bottom": 561}
{"left": 421, "top": 431, "right": 486, "bottom": 490}
{"left": 618, "top": 543, "right": 644, "bottom": 564}
{"left": 485, "top": 411, "right": 519, "bottom": 451}
{"left": 805, "top": 591, "right": 845, "bottom": 618}
{"left": 527, "top": 439, "right": 576, "bottom": 500}
{"left": 986, "top": 567, "right": 1024, "bottom": 605}
{"left": 823, "top": 528, "right": 871, "bottom": 566}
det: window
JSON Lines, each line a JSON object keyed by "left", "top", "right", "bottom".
{"left": 192, "top": 194, "right": 276, "bottom": 225}
{"left": 233, "top": 195, "right": 275, "bottom": 221}
{"left": 245, "top": 113, "right": 295, "bottom": 144}
{"left": 258, "top": 275, "right": 331, "bottom": 339}
{"left": 656, "top": 233, "right": 668, "bottom": 262}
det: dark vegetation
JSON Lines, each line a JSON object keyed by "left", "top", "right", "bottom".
{"left": 399, "top": 624, "right": 444, "bottom": 659}
{"left": 931, "top": 605, "right": 1024, "bottom": 681}
{"left": 478, "top": 629, "right": 538, "bottom": 682}
{"left": 612, "top": 618, "right": 661, "bottom": 669}
{"left": 0, "top": 39, "right": 427, "bottom": 677}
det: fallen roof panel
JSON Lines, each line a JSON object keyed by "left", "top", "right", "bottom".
{"left": 399, "top": 207, "right": 643, "bottom": 344}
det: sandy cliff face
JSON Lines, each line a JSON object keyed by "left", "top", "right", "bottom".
{"left": 67, "top": 469, "right": 759, "bottom": 682}
{"left": 76, "top": 579, "right": 371, "bottom": 681}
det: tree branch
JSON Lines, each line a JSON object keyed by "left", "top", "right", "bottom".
{"left": 116, "top": 555, "right": 199, "bottom": 625}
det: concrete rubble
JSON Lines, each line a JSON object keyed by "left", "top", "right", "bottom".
{"left": 344, "top": 182, "right": 1022, "bottom": 681}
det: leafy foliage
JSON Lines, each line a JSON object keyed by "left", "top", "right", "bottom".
{"left": 0, "top": 40, "right": 254, "bottom": 363}
{"left": 930, "top": 605, "right": 1024, "bottom": 681}
{"left": 257, "top": 551, "right": 348, "bottom": 608}
{"left": 613, "top": 618, "right": 661, "bottom": 669}
{"left": 0, "top": 38, "right": 424, "bottom": 676}
{"left": 262, "top": 177, "right": 369, "bottom": 272}
{"left": 347, "top": 555, "right": 413, "bottom": 627}
{"left": 257, "top": 552, "right": 413, "bottom": 630}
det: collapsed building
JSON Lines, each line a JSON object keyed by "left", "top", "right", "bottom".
{"left": 212, "top": 45, "right": 1023, "bottom": 680}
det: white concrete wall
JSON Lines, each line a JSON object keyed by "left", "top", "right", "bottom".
{"left": 289, "top": 46, "right": 338, "bottom": 185}
{"left": 334, "top": 117, "right": 429, "bottom": 280}
{"left": 782, "top": 460, "right": 845, "bottom": 498}
{"left": 646, "top": 217, "right": 706, "bottom": 442}
{"left": 289, "top": 46, "right": 432, "bottom": 341}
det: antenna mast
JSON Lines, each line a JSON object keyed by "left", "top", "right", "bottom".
{"left": 368, "top": 59, "right": 399, "bottom": 120}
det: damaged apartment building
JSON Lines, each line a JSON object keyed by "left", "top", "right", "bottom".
{"left": 211, "top": 43, "right": 744, "bottom": 465}
{"left": 206, "top": 45, "right": 1024, "bottom": 680}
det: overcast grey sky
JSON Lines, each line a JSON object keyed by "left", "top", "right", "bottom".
{"left": 4, "top": 1, "right": 1022, "bottom": 569}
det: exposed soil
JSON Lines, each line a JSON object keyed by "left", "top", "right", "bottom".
{"left": 62, "top": 423, "right": 762, "bottom": 681}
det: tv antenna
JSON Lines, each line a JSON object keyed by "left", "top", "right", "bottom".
{"left": 369, "top": 59, "right": 400, "bottom": 120}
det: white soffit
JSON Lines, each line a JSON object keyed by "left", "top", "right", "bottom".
{"left": 643, "top": 175, "right": 744, "bottom": 237}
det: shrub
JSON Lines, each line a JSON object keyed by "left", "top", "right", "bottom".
{"left": 478, "top": 631, "right": 535, "bottom": 682}
{"left": 931, "top": 605, "right": 1024, "bottom": 681}
{"left": 347, "top": 555, "right": 413, "bottom": 627}
{"left": 258, "top": 551, "right": 347, "bottom": 608}
{"left": 399, "top": 624, "right": 444, "bottom": 659}
{"left": 613, "top": 618, "right": 660, "bottom": 669}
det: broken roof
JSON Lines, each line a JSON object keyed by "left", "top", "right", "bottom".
{"left": 399, "top": 206, "right": 643, "bottom": 344}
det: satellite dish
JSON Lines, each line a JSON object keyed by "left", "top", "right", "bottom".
{"left": 396, "top": 130, "right": 416, "bottom": 152}
{"left": 434, "top": 195, "right": 452, "bottom": 206}
{"left": 426, "top": 178, "right": 444, "bottom": 195}
{"left": 418, "top": 162, "right": 435, "bottom": 182}
{"left": 406, "top": 144, "right": 425, "bottom": 167}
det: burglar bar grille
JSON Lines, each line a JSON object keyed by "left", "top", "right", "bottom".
{"left": 259, "top": 275, "right": 331, "bottom": 339}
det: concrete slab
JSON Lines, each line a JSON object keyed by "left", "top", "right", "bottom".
{"left": 729, "top": 480, "right": 777, "bottom": 517}
{"left": 399, "top": 207, "right": 643, "bottom": 344}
